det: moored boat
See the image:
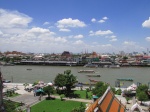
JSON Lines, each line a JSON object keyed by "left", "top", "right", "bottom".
{"left": 84, "top": 63, "right": 98, "bottom": 68}
{"left": 109, "top": 65, "right": 120, "bottom": 68}
{"left": 117, "top": 78, "right": 133, "bottom": 81}
{"left": 86, "top": 75, "right": 101, "bottom": 77}
{"left": 89, "top": 79, "right": 99, "bottom": 82}
{"left": 26, "top": 68, "right": 32, "bottom": 70}
{"left": 78, "top": 70, "right": 95, "bottom": 73}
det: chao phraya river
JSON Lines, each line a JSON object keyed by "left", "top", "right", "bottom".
{"left": 1, "top": 65, "right": 150, "bottom": 87}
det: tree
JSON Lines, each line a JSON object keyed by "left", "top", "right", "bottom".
{"left": 123, "top": 56, "right": 128, "bottom": 60}
{"left": 71, "top": 102, "right": 85, "bottom": 112}
{"left": 64, "top": 70, "right": 77, "bottom": 95}
{"left": 137, "top": 91, "right": 149, "bottom": 104}
{"left": 136, "top": 84, "right": 148, "bottom": 95}
{"left": 136, "top": 84, "right": 149, "bottom": 104}
{"left": 54, "top": 73, "right": 66, "bottom": 89}
{"left": 54, "top": 70, "right": 77, "bottom": 96}
{"left": 92, "top": 82, "right": 108, "bottom": 97}
{"left": 43, "top": 85, "right": 55, "bottom": 98}
{"left": 125, "top": 97, "right": 130, "bottom": 104}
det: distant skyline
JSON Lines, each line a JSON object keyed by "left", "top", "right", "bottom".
{"left": 0, "top": 0, "right": 150, "bottom": 54}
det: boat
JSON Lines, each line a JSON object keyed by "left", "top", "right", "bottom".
{"left": 89, "top": 79, "right": 99, "bottom": 82}
{"left": 26, "top": 68, "right": 32, "bottom": 70}
{"left": 117, "top": 78, "right": 133, "bottom": 81}
{"left": 3, "top": 79, "right": 11, "bottom": 83}
{"left": 78, "top": 70, "right": 95, "bottom": 73}
{"left": 86, "top": 75, "right": 101, "bottom": 77}
{"left": 109, "top": 65, "right": 120, "bottom": 68}
{"left": 84, "top": 63, "right": 98, "bottom": 68}
{"left": 3, "top": 63, "right": 15, "bottom": 66}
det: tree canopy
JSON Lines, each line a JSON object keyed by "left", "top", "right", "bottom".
{"left": 54, "top": 70, "right": 77, "bottom": 96}
{"left": 43, "top": 85, "right": 55, "bottom": 98}
{"left": 92, "top": 82, "right": 108, "bottom": 97}
{"left": 136, "top": 84, "right": 149, "bottom": 103}
{"left": 54, "top": 73, "right": 66, "bottom": 88}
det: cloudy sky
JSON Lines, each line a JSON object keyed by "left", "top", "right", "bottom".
{"left": 0, "top": 0, "right": 150, "bottom": 54}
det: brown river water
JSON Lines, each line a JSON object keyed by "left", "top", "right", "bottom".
{"left": 1, "top": 65, "right": 150, "bottom": 87}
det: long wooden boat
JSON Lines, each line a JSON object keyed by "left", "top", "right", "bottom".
{"left": 117, "top": 78, "right": 133, "bottom": 81}
{"left": 86, "top": 75, "right": 101, "bottom": 77}
{"left": 89, "top": 79, "right": 99, "bottom": 82}
{"left": 78, "top": 70, "right": 95, "bottom": 73}
{"left": 26, "top": 68, "right": 32, "bottom": 70}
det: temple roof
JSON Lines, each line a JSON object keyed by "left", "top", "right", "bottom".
{"left": 85, "top": 86, "right": 126, "bottom": 112}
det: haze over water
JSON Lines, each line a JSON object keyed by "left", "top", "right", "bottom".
{"left": 1, "top": 65, "right": 150, "bottom": 87}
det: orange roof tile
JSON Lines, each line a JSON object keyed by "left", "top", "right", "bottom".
{"left": 86, "top": 86, "right": 126, "bottom": 112}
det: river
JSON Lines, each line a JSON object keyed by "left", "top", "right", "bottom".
{"left": 1, "top": 65, "right": 150, "bottom": 87}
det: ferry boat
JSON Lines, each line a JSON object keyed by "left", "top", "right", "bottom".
{"left": 78, "top": 70, "right": 95, "bottom": 73}
{"left": 89, "top": 79, "right": 99, "bottom": 82}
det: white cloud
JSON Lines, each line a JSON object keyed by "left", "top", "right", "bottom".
{"left": 123, "top": 41, "right": 136, "bottom": 46}
{"left": 43, "top": 22, "right": 50, "bottom": 25}
{"left": 142, "top": 17, "right": 150, "bottom": 28}
{"left": 28, "top": 27, "right": 55, "bottom": 35}
{"left": 110, "top": 38, "right": 117, "bottom": 42}
{"left": 145, "top": 37, "right": 150, "bottom": 42}
{"left": 98, "top": 16, "right": 108, "bottom": 23}
{"left": 74, "top": 35, "right": 84, "bottom": 39}
{"left": 59, "top": 28, "right": 71, "bottom": 32}
{"left": 0, "top": 9, "right": 32, "bottom": 29}
{"left": 89, "top": 30, "right": 113, "bottom": 36}
{"left": 54, "top": 37, "right": 67, "bottom": 43}
{"left": 74, "top": 40, "right": 84, "bottom": 45}
{"left": 101, "top": 44, "right": 112, "bottom": 47}
{"left": 110, "top": 35, "right": 116, "bottom": 39}
{"left": 103, "top": 16, "right": 108, "bottom": 20}
{"left": 91, "top": 18, "right": 96, "bottom": 23}
{"left": 57, "top": 18, "right": 86, "bottom": 29}
{"left": 106, "top": 35, "right": 117, "bottom": 42}
{"left": 98, "top": 20, "right": 105, "bottom": 23}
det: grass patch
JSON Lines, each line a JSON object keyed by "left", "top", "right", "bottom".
{"left": 31, "top": 99, "right": 85, "bottom": 112}
{"left": 74, "top": 90, "right": 92, "bottom": 99}
{"left": 9, "top": 93, "right": 20, "bottom": 98}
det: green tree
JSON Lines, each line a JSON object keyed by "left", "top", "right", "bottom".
{"left": 136, "top": 84, "right": 149, "bottom": 104}
{"left": 54, "top": 73, "right": 66, "bottom": 89}
{"left": 136, "top": 84, "right": 148, "bottom": 95}
{"left": 71, "top": 102, "right": 85, "bottom": 112}
{"left": 123, "top": 56, "right": 128, "bottom": 60}
{"left": 54, "top": 70, "right": 77, "bottom": 96}
{"left": 137, "top": 91, "right": 149, "bottom": 104}
{"left": 64, "top": 70, "right": 77, "bottom": 95}
{"left": 43, "top": 85, "right": 55, "bottom": 98}
{"left": 92, "top": 82, "right": 108, "bottom": 97}
{"left": 116, "top": 89, "right": 122, "bottom": 95}
{"left": 125, "top": 97, "right": 130, "bottom": 104}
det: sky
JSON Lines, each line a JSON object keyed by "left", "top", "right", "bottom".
{"left": 0, "top": 0, "right": 150, "bottom": 54}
